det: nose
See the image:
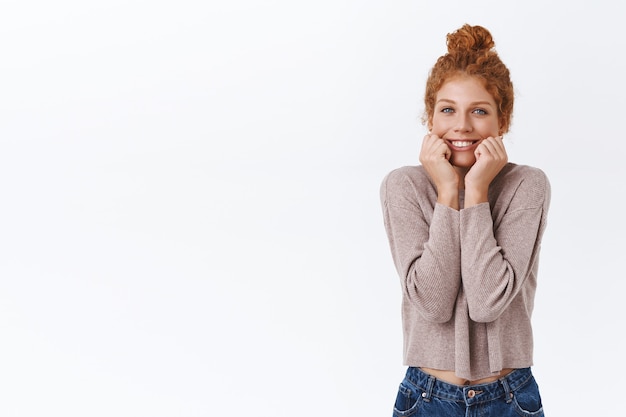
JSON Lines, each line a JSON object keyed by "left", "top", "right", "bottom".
{"left": 454, "top": 114, "right": 473, "bottom": 133}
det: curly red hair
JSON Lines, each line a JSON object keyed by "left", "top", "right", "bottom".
{"left": 423, "top": 24, "right": 514, "bottom": 134}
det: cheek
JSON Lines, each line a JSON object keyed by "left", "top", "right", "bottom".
{"left": 497, "top": 119, "right": 506, "bottom": 134}
{"left": 478, "top": 119, "right": 500, "bottom": 135}
{"left": 430, "top": 115, "right": 448, "bottom": 131}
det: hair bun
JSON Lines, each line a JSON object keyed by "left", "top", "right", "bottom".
{"left": 446, "top": 24, "right": 495, "bottom": 54}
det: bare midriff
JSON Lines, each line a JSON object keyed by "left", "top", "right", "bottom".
{"left": 420, "top": 367, "right": 515, "bottom": 386}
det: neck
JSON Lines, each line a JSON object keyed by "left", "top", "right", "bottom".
{"left": 455, "top": 166, "right": 469, "bottom": 190}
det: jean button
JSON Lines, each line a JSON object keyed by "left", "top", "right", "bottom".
{"left": 467, "top": 390, "right": 476, "bottom": 398}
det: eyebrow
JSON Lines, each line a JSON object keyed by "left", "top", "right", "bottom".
{"left": 436, "top": 99, "right": 494, "bottom": 107}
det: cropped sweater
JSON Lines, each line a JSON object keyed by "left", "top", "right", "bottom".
{"left": 380, "top": 163, "right": 551, "bottom": 381}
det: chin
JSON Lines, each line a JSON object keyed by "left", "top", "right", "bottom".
{"left": 450, "top": 156, "right": 477, "bottom": 168}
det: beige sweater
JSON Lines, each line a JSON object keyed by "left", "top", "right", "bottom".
{"left": 380, "top": 163, "right": 551, "bottom": 380}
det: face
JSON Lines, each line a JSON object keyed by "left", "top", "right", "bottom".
{"left": 429, "top": 76, "right": 501, "bottom": 169}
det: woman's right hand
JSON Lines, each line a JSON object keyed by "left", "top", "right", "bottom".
{"left": 419, "top": 133, "right": 459, "bottom": 207}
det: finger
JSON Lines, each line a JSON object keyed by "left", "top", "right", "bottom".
{"left": 479, "top": 138, "right": 497, "bottom": 157}
{"left": 422, "top": 142, "right": 450, "bottom": 162}
{"left": 489, "top": 136, "right": 507, "bottom": 160}
{"left": 420, "top": 134, "right": 440, "bottom": 163}
{"left": 420, "top": 135, "right": 437, "bottom": 158}
{"left": 422, "top": 133, "right": 440, "bottom": 148}
{"left": 474, "top": 141, "right": 489, "bottom": 160}
{"left": 479, "top": 137, "right": 507, "bottom": 163}
{"left": 420, "top": 133, "right": 434, "bottom": 150}
{"left": 439, "top": 142, "right": 452, "bottom": 160}
{"left": 421, "top": 134, "right": 446, "bottom": 155}
{"left": 487, "top": 135, "right": 506, "bottom": 153}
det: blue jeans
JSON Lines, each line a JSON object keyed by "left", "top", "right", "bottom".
{"left": 392, "top": 367, "right": 544, "bottom": 417}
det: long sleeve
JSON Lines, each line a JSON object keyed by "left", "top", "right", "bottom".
{"left": 460, "top": 167, "right": 551, "bottom": 323}
{"left": 380, "top": 162, "right": 551, "bottom": 380}
{"left": 380, "top": 166, "right": 461, "bottom": 323}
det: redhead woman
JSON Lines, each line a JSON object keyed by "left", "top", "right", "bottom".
{"left": 380, "top": 24, "right": 550, "bottom": 416}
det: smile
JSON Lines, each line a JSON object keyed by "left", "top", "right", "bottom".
{"left": 447, "top": 140, "right": 478, "bottom": 149}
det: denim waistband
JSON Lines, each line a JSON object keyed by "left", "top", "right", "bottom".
{"left": 404, "top": 367, "right": 534, "bottom": 406}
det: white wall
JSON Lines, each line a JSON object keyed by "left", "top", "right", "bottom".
{"left": 1, "top": 1, "right": 624, "bottom": 416}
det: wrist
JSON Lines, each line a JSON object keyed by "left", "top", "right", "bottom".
{"left": 463, "top": 185, "right": 488, "bottom": 208}
{"left": 436, "top": 188, "right": 459, "bottom": 210}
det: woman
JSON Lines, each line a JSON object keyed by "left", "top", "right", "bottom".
{"left": 380, "top": 24, "right": 550, "bottom": 416}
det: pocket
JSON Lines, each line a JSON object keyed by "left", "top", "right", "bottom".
{"left": 392, "top": 382, "right": 422, "bottom": 417}
{"left": 511, "top": 376, "right": 544, "bottom": 416}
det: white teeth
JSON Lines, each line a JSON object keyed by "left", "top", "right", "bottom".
{"left": 451, "top": 141, "right": 473, "bottom": 147}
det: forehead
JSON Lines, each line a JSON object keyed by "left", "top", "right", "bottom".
{"left": 436, "top": 76, "right": 496, "bottom": 105}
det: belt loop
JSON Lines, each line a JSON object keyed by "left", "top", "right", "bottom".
{"left": 500, "top": 376, "right": 513, "bottom": 404}
{"left": 422, "top": 375, "right": 435, "bottom": 402}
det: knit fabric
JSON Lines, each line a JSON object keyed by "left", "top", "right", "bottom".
{"left": 380, "top": 163, "right": 550, "bottom": 381}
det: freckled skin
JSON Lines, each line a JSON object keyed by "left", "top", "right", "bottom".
{"left": 419, "top": 75, "right": 508, "bottom": 211}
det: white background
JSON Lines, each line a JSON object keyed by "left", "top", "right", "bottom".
{"left": 1, "top": 1, "right": 624, "bottom": 416}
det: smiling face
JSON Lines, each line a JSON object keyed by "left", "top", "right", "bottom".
{"left": 429, "top": 76, "right": 501, "bottom": 170}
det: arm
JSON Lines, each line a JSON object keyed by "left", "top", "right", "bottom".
{"left": 460, "top": 170, "right": 551, "bottom": 322}
{"left": 381, "top": 169, "right": 462, "bottom": 323}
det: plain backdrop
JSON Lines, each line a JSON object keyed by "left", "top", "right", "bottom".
{"left": 1, "top": 1, "right": 624, "bottom": 416}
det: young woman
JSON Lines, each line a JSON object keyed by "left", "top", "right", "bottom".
{"left": 380, "top": 24, "right": 550, "bottom": 416}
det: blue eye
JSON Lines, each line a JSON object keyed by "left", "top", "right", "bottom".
{"left": 473, "top": 108, "right": 487, "bottom": 115}
{"left": 441, "top": 107, "right": 454, "bottom": 113}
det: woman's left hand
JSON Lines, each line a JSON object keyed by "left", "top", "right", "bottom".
{"left": 464, "top": 136, "right": 508, "bottom": 205}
